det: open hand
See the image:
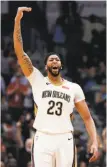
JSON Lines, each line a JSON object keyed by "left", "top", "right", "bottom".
{"left": 15, "top": 7, "right": 32, "bottom": 22}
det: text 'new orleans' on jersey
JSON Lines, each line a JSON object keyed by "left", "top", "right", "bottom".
{"left": 27, "top": 67, "right": 85, "bottom": 134}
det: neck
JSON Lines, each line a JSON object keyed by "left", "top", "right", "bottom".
{"left": 47, "top": 73, "right": 63, "bottom": 85}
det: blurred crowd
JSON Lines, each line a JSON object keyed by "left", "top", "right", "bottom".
{"left": 1, "top": 1, "right": 106, "bottom": 167}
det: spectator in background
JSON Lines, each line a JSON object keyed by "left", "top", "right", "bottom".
{"left": 77, "top": 54, "right": 89, "bottom": 85}
{"left": 94, "top": 82, "right": 106, "bottom": 126}
{"left": 96, "top": 61, "right": 106, "bottom": 84}
{"left": 89, "top": 29, "right": 101, "bottom": 62}
{"left": 30, "top": 49, "right": 45, "bottom": 74}
{"left": 65, "top": 1, "right": 84, "bottom": 80}
{"left": 15, "top": 119, "right": 34, "bottom": 167}
{"left": 84, "top": 66, "right": 97, "bottom": 92}
{"left": 1, "top": 34, "right": 16, "bottom": 86}
{"left": 15, "top": 120, "right": 24, "bottom": 149}
{"left": 6, "top": 153, "right": 17, "bottom": 167}
{"left": 1, "top": 49, "right": 11, "bottom": 86}
{"left": 23, "top": 82, "right": 34, "bottom": 115}
{"left": 21, "top": 113, "right": 35, "bottom": 141}
{"left": 1, "top": 76, "right": 6, "bottom": 96}
{"left": 18, "top": 138, "right": 33, "bottom": 167}
{"left": 1, "top": 138, "right": 8, "bottom": 165}
{"left": 76, "top": 142, "right": 88, "bottom": 167}
{"left": 16, "top": 113, "right": 34, "bottom": 144}
{"left": 82, "top": 14, "right": 105, "bottom": 44}
{"left": 24, "top": 114, "right": 35, "bottom": 138}
{"left": 1, "top": 76, "right": 8, "bottom": 123}
{"left": 53, "top": 16, "right": 66, "bottom": 62}
{"left": 1, "top": 114, "right": 17, "bottom": 161}
{"left": 99, "top": 29, "right": 106, "bottom": 59}
{"left": 2, "top": 114, "right": 16, "bottom": 143}
{"left": 6, "top": 64, "right": 29, "bottom": 122}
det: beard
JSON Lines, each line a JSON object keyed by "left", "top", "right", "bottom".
{"left": 47, "top": 66, "right": 61, "bottom": 77}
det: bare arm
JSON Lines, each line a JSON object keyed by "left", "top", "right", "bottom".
{"left": 13, "top": 7, "right": 33, "bottom": 77}
{"left": 75, "top": 100, "right": 99, "bottom": 162}
{"left": 75, "top": 100, "right": 97, "bottom": 144}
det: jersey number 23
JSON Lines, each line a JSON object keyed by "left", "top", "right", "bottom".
{"left": 47, "top": 100, "right": 63, "bottom": 116}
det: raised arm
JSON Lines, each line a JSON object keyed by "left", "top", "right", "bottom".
{"left": 13, "top": 7, "right": 33, "bottom": 77}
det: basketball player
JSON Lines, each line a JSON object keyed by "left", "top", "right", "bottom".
{"left": 13, "top": 7, "right": 99, "bottom": 167}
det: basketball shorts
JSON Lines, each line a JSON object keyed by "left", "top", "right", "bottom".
{"left": 31, "top": 131, "right": 76, "bottom": 167}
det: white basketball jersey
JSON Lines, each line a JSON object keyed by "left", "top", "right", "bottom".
{"left": 27, "top": 67, "right": 85, "bottom": 134}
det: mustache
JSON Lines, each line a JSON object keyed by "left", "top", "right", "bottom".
{"left": 47, "top": 66, "right": 62, "bottom": 70}
{"left": 46, "top": 66, "right": 61, "bottom": 77}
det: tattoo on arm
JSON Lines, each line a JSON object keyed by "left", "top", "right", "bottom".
{"left": 22, "top": 55, "right": 33, "bottom": 73}
{"left": 15, "top": 23, "right": 23, "bottom": 45}
{"left": 14, "top": 21, "right": 33, "bottom": 75}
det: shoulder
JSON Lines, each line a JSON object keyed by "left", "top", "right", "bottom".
{"left": 64, "top": 79, "right": 82, "bottom": 89}
{"left": 72, "top": 83, "right": 83, "bottom": 89}
{"left": 64, "top": 80, "right": 84, "bottom": 96}
{"left": 27, "top": 67, "right": 44, "bottom": 80}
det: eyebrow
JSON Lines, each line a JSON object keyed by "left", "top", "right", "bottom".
{"left": 49, "top": 57, "right": 60, "bottom": 60}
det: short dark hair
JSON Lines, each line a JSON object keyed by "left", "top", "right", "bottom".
{"left": 44, "top": 52, "right": 63, "bottom": 65}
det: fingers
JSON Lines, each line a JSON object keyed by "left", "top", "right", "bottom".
{"left": 18, "top": 7, "right": 32, "bottom": 12}
{"left": 89, "top": 153, "right": 98, "bottom": 162}
{"left": 90, "top": 145, "right": 94, "bottom": 154}
{"left": 15, "top": 7, "right": 32, "bottom": 22}
{"left": 89, "top": 147, "right": 99, "bottom": 162}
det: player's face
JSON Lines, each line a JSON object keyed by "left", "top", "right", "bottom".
{"left": 46, "top": 55, "right": 62, "bottom": 77}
